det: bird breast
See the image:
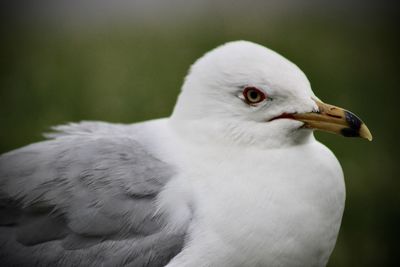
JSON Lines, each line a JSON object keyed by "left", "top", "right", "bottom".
{"left": 178, "top": 141, "right": 345, "bottom": 267}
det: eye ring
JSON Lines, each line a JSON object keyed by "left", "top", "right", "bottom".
{"left": 243, "top": 87, "right": 266, "bottom": 105}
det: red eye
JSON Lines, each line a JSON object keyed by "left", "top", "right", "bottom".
{"left": 243, "top": 87, "right": 266, "bottom": 104}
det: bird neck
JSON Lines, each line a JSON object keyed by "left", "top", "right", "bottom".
{"left": 169, "top": 117, "right": 315, "bottom": 150}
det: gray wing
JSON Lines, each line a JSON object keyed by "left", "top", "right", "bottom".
{"left": 0, "top": 123, "right": 189, "bottom": 267}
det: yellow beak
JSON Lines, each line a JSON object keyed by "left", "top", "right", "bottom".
{"left": 292, "top": 99, "right": 373, "bottom": 141}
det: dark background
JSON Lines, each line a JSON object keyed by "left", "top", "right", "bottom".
{"left": 1, "top": 1, "right": 399, "bottom": 266}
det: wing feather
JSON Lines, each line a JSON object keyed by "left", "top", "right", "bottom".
{"left": 0, "top": 122, "right": 189, "bottom": 266}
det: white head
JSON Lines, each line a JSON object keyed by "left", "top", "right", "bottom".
{"left": 171, "top": 41, "right": 371, "bottom": 148}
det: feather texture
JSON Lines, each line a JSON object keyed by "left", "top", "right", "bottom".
{"left": 0, "top": 122, "right": 189, "bottom": 267}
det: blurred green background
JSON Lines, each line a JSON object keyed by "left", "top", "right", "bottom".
{"left": 0, "top": 1, "right": 399, "bottom": 266}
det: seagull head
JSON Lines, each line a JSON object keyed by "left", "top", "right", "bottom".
{"left": 172, "top": 41, "right": 372, "bottom": 148}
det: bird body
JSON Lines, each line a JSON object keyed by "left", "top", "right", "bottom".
{"left": 169, "top": 144, "right": 344, "bottom": 267}
{"left": 142, "top": 118, "right": 345, "bottom": 267}
{"left": 0, "top": 41, "right": 371, "bottom": 266}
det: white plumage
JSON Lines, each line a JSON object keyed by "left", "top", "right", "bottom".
{"left": 0, "top": 41, "right": 356, "bottom": 266}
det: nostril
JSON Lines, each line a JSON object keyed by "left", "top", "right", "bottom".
{"left": 327, "top": 114, "right": 342, "bottom": 119}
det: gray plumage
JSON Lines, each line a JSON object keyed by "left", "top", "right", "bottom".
{"left": 0, "top": 122, "right": 188, "bottom": 267}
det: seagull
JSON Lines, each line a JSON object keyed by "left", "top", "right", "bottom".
{"left": 0, "top": 41, "right": 372, "bottom": 267}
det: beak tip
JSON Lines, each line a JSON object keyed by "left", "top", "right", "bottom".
{"left": 360, "top": 124, "right": 373, "bottom": 141}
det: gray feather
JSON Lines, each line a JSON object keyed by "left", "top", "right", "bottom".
{"left": 0, "top": 122, "right": 189, "bottom": 267}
